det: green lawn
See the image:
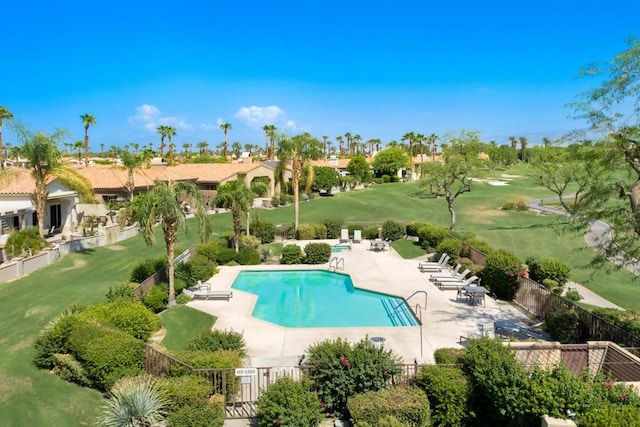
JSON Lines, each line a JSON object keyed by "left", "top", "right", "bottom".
{"left": 1, "top": 163, "right": 639, "bottom": 425}
{"left": 391, "top": 239, "right": 426, "bottom": 259}
{"left": 160, "top": 306, "right": 217, "bottom": 353}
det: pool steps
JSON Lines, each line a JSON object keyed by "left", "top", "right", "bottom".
{"left": 381, "top": 298, "right": 418, "bottom": 326}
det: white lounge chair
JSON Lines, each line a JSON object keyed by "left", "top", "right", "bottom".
{"left": 432, "top": 269, "right": 471, "bottom": 285}
{"left": 340, "top": 228, "right": 350, "bottom": 243}
{"left": 430, "top": 263, "right": 462, "bottom": 279}
{"left": 193, "top": 289, "right": 234, "bottom": 301}
{"left": 418, "top": 254, "right": 449, "bottom": 272}
{"left": 436, "top": 275, "right": 480, "bottom": 291}
{"left": 353, "top": 229, "right": 362, "bottom": 243}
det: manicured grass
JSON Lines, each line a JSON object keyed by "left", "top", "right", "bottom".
{"left": 391, "top": 239, "right": 426, "bottom": 259}
{"left": 160, "top": 305, "right": 217, "bottom": 353}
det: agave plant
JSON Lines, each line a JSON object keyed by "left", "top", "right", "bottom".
{"left": 99, "top": 375, "right": 166, "bottom": 427}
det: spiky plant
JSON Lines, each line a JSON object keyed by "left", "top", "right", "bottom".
{"left": 99, "top": 375, "right": 167, "bottom": 427}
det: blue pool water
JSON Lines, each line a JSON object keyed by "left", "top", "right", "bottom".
{"left": 331, "top": 246, "right": 350, "bottom": 253}
{"left": 231, "top": 270, "right": 419, "bottom": 328}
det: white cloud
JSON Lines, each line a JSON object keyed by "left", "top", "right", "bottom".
{"left": 234, "top": 106, "right": 286, "bottom": 128}
{"left": 284, "top": 120, "right": 297, "bottom": 130}
{"left": 128, "top": 104, "right": 193, "bottom": 133}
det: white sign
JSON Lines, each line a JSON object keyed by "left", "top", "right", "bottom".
{"left": 235, "top": 368, "right": 257, "bottom": 376}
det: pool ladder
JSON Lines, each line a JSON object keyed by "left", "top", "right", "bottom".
{"left": 328, "top": 257, "right": 345, "bottom": 271}
{"left": 391, "top": 291, "right": 428, "bottom": 358}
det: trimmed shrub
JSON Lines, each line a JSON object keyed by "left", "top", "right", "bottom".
{"left": 348, "top": 385, "right": 431, "bottom": 427}
{"left": 175, "top": 293, "right": 192, "bottom": 305}
{"left": 173, "top": 350, "right": 242, "bottom": 399}
{"left": 406, "top": 221, "right": 430, "bottom": 237}
{"left": 323, "top": 218, "right": 344, "bottom": 239}
{"left": 382, "top": 220, "right": 404, "bottom": 241}
{"left": 130, "top": 257, "right": 166, "bottom": 283}
{"left": 303, "top": 243, "right": 331, "bottom": 264}
{"left": 251, "top": 181, "right": 269, "bottom": 197}
{"left": 502, "top": 200, "right": 515, "bottom": 210}
{"left": 281, "top": 244, "right": 303, "bottom": 264}
{"left": 68, "top": 322, "right": 144, "bottom": 390}
{"left": 105, "top": 282, "right": 137, "bottom": 302}
{"left": 32, "top": 309, "right": 85, "bottom": 369}
{"left": 52, "top": 353, "right": 92, "bottom": 387}
{"left": 196, "top": 241, "right": 220, "bottom": 262}
{"left": 79, "top": 299, "right": 161, "bottom": 341}
{"left": 591, "top": 308, "right": 640, "bottom": 337}
{"left": 252, "top": 220, "right": 277, "bottom": 244}
{"left": 481, "top": 249, "right": 525, "bottom": 300}
{"left": 239, "top": 234, "right": 261, "bottom": 250}
{"left": 306, "top": 337, "right": 403, "bottom": 419}
{"left": 256, "top": 377, "right": 323, "bottom": 427}
{"left": 515, "top": 199, "right": 529, "bottom": 211}
{"left": 436, "top": 238, "right": 463, "bottom": 263}
{"left": 416, "top": 224, "right": 448, "bottom": 250}
{"left": 144, "top": 284, "right": 169, "bottom": 313}
{"left": 544, "top": 305, "right": 580, "bottom": 343}
{"left": 414, "top": 365, "right": 470, "bottom": 427}
{"left": 542, "top": 278, "right": 560, "bottom": 290}
{"left": 217, "top": 248, "right": 237, "bottom": 265}
{"left": 433, "top": 348, "right": 466, "bottom": 365}
{"left": 526, "top": 255, "right": 571, "bottom": 287}
{"left": 184, "top": 329, "right": 247, "bottom": 357}
{"left": 462, "top": 238, "right": 493, "bottom": 256}
{"left": 5, "top": 226, "right": 48, "bottom": 257}
{"left": 271, "top": 195, "right": 280, "bottom": 207}
{"left": 362, "top": 227, "right": 380, "bottom": 239}
{"left": 313, "top": 223, "right": 328, "bottom": 239}
{"left": 167, "top": 403, "right": 225, "bottom": 427}
{"left": 236, "top": 247, "right": 261, "bottom": 265}
{"left": 296, "top": 223, "right": 316, "bottom": 240}
{"left": 157, "top": 375, "right": 212, "bottom": 413}
{"left": 565, "top": 289, "right": 582, "bottom": 302}
{"left": 578, "top": 404, "right": 640, "bottom": 427}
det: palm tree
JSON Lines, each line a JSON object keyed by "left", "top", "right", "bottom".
{"left": 344, "top": 132, "right": 353, "bottom": 155}
{"left": 277, "top": 133, "right": 322, "bottom": 232}
{"left": 157, "top": 125, "right": 169, "bottom": 156}
{"left": 132, "top": 143, "right": 139, "bottom": 155}
{"left": 509, "top": 136, "right": 517, "bottom": 151}
{"left": 16, "top": 127, "right": 93, "bottom": 235}
{"left": 322, "top": 135, "right": 329, "bottom": 159}
{"left": 80, "top": 114, "right": 96, "bottom": 168}
{"left": 116, "top": 151, "right": 151, "bottom": 200}
{"left": 542, "top": 137, "right": 552, "bottom": 149}
{"left": 336, "top": 136, "right": 344, "bottom": 156}
{"left": 519, "top": 136, "right": 528, "bottom": 162}
{"left": 73, "top": 140, "right": 83, "bottom": 163}
{"left": 166, "top": 126, "right": 177, "bottom": 162}
{"left": 196, "top": 141, "right": 208, "bottom": 155}
{"left": 353, "top": 134, "right": 362, "bottom": 155}
{"left": 402, "top": 132, "right": 416, "bottom": 157}
{"left": 136, "top": 180, "right": 209, "bottom": 304}
{"left": 182, "top": 142, "right": 191, "bottom": 158}
{"left": 214, "top": 180, "right": 254, "bottom": 252}
{"left": 231, "top": 141, "right": 242, "bottom": 159}
{"left": 0, "top": 106, "right": 13, "bottom": 170}
{"left": 244, "top": 143, "right": 253, "bottom": 155}
{"left": 219, "top": 122, "right": 232, "bottom": 159}
{"left": 262, "top": 124, "right": 271, "bottom": 159}
{"left": 427, "top": 133, "right": 438, "bottom": 161}
{"left": 99, "top": 376, "right": 167, "bottom": 427}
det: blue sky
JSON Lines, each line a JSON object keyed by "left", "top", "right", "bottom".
{"left": 1, "top": 1, "right": 638, "bottom": 151}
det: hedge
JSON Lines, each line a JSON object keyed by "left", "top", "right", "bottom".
{"left": 348, "top": 385, "right": 431, "bottom": 427}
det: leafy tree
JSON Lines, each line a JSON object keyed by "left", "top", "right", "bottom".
{"left": 214, "top": 180, "right": 254, "bottom": 252}
{"left": 530, "top": 143, "right": 605, "bottom": 216}
{"left": 569, "top": 37, "right": 640, "bottom": 263}
{"left": 346, "top": 156, "right": 371, "bottom": 183}
{"left": 0, "top": 105, "right": 13, "bottom": 170}
{"left": 15, "top": 127, "right": 94, "bottom": 235}
{"left": 136, "top": 180, "right": 209, "bottom": 304}
{"left": 487, "top": 144, "right": 518, "bottom": 169}
{"left": 310, "top": 166, "right": 340, "bottom": 192}
{"left": 276, "top": 133, "right": 322, "bottom": 232}
{"left": 371, "top": 146, "right": 411, "bottom": 178}
{"left": 415, "top": 131, "right": 485, "bottom": 230}
{"left": 80, "top": 113, "right": 95, "bottom": 168}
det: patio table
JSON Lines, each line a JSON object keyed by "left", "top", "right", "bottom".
{"left": 458, "top": 285, "right": 489, "bottom": 306}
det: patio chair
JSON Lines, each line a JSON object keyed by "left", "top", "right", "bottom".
{"left": 353, "top": 229, "right": 362, "bottom": 243}
{"left": 418, "top": 254, "right": 449, "bottom": 272}
{"left": 430, "top": 263, "right": 462, "bottom": 279}
{"left": 437, "top": 275, "right": 480, "bottom": 291}
{"left": 432, "top": 269, "right": 471, "bottom": 285}
{"left": 340, "top": 228, "right": 350, "bottom": 243}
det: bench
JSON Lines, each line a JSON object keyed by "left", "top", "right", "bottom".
{"left": 193, "top": 290, "right": 233, "bottom": 301}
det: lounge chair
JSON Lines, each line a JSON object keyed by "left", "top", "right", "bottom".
{"left": 340, "top": 228, "right": 350, "bottom": 243}
{"left": 353, "top": 229, "right": 362, "bottom": 243}
{"left": 430, "top": 263, "right": 462, "bottom": 279}
{"left": 418, "top": 254, "right": 449, "bottom": 272}
{"left": 193, "top": 289, "right": 234, "bottom": 301}
{"left": 436, "top": 275, "right": 480, "bottom": 291}
{"left": 432, "top": 269, "right": 471, "bottom": 285}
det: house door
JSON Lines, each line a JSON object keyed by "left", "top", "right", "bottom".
{"left": 50, "top": 204, "right": 62, "bottom": 229}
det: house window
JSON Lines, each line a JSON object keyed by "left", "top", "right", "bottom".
{"left": 205, "top": 184, "right": 217, "bottom": 191}
{"left": 32, "top": 212, "right": 38, "bottom": 227}
{"left": 13, "top": 215, "right": 19, "bottom": 230}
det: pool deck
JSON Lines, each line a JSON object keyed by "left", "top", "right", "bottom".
{"left": 187, "top": 239, "right": 536, "bottom": 365}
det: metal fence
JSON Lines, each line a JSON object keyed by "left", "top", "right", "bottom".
{"left": 133, "top": 246, "right": 196, "bottom": 299}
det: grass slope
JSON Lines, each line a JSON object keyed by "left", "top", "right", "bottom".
{"left": 160, "top": 306, "right": 217, "bottom": 354}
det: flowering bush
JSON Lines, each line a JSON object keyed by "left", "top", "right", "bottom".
{"left": 256, "top": 377, "right": 323, "bottom": 427}
{"left": 480, "top": 249, "right": 525, "bottom": 300}
{"left": 306, "top": 337, "right": 402, "bottom": 419}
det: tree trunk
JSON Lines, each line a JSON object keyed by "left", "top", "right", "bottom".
{"left": 84, "top": 131, "right": 89, "bottom": 168}
{"left": 447, "top": 197, "right": 456, "bottom": 230}
{"left": 164, "top": 221, "right": 178, "bottom": 305}
{"left": 34, "top": 185, "right": 48, "bottom": 236}
{"left": 293, "top": 172, "right": 300, "bottom": 233}
{"left": 233, "top": 210, "right": 241, "bottom": 252}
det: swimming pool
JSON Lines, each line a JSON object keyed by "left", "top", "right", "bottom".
{"left": 331, "top": 246, "right": 350, "bottom": 253}
{"left": 231, "top": 270, "right": 419, "bottom": 328}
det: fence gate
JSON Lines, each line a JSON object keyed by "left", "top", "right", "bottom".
{"left": 196, "top": 366, "right": 306, "bottom": 419}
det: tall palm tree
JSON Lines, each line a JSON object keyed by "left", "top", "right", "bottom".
{"left": 136, "top": 180, "right": 209, "bottom": 304}
{"left": 322, "top": 135, "right": 329, "bottom": 159}
{"left": 277, "top": 133, "right": 322, "bottom": 232}
{"left": 166, "top": 126, "right": 177, "bottom": 162}
{"left": 219, "top": 122, "right": 232, "bottom": 159}
{"left": 116, "top": 151, "right": 151, "bottom": 201}
{"left": 427, "top": 133, "right": 438, "bottom": 161}
{"left": 244, "top": 143, "right": 253, "bottom": 155}
{"left": 336, "top": 136, "right": 344, "bottom": 156}
{"left": 16, "top": 127, "right": 93, "bottom": 235}
{"left": 519, "top": 136, "right": 528, "bottom": 162}
{"left": 196, "top": 141, "right": 208, "bottom": 155}
{"left": 214, "top": 180, "right": 254, "bottom": 252}
{"left": 0, "top": 106, "right": 14, "bottom": 170}
{"left": 157, "top": 125, "right": 169, "bottom": 156}
{"left": 182, "top": 142, "right": 191, "bottom": 158}
{"left": 344, "top": 132, "right": 353, "bottom": 155}
{"left": 73, "top": 140, "right": 83, "bottom": 163}
{"left": 509, "top": 136, "right": 517, "bottom": 151}
{"left": 352, "top": 134, "right": 362, "bottom": 155}
{"left": 402, "top": 132, "right": 415, "bottom": 157}
{"left": 80, "top": 114, "right": 95, "bottom": 168}
{"left": 262, "top": 124, "right": 271, "bottom": 159}
{"left": 542, "top": 137, "right": 552, "bottom": 149}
